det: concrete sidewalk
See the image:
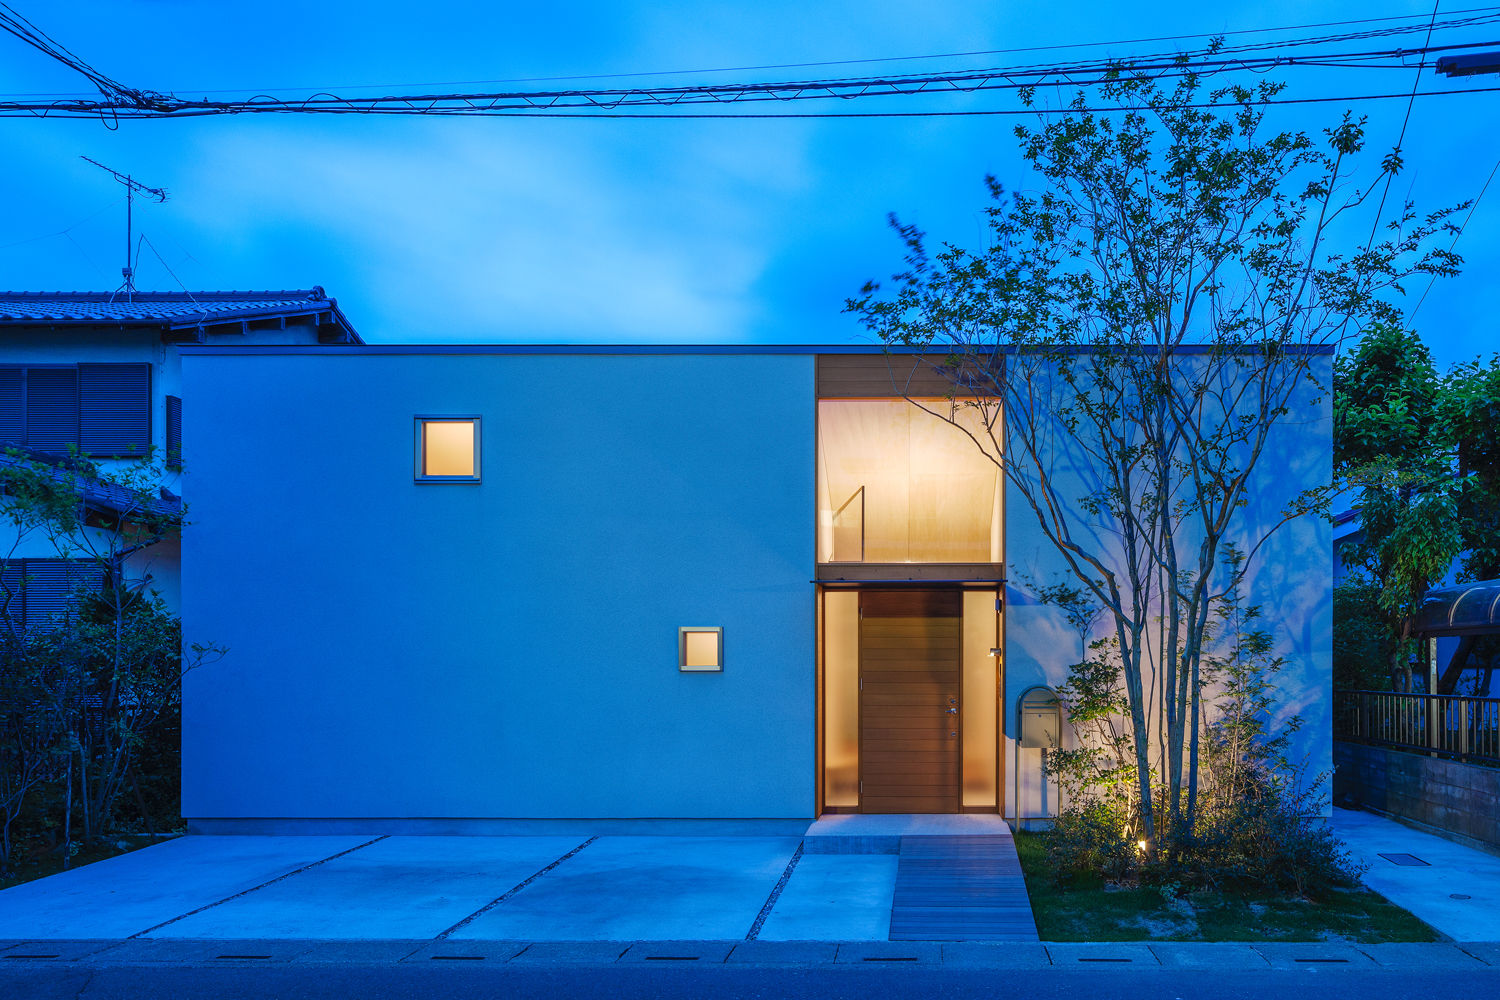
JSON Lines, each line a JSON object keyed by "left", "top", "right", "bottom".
{"left": 1333, "top": 807, "right": 1500, "bottom": 942}
{"left": 2, "top": 937, "right": 1500, "bottom": 969}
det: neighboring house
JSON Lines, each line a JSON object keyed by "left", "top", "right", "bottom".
{"left": 178, "top": 345, "right": 1332, "bottom": 832}
{"left": 0, "top": 289, "right": 361, "bottom": 620}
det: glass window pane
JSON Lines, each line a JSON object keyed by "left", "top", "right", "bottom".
{"left": 423, "top": 420, "right": 475, "bottom": 477}
{"left": 823, "top": 590, "right": 860, "bottom": 807}
{"left": 683, "top": 629, "right": 720, "bottom": 668}
{"left": 818, "top": 399, "right": 1001, "bottom": 563}
{"left": 962, "top": 588, "right": 999, "bottom": 808}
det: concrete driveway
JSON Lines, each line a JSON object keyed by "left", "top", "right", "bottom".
{"left": 0, "top": 834, "right": 897, "bottom": 941}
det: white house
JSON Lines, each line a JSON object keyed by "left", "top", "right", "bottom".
{"left": 176, "top": 344, "right": 1333, "bottom": 833}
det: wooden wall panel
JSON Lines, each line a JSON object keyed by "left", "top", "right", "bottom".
{"left": 817, "top": 354, "right": 962, "bottom": 398}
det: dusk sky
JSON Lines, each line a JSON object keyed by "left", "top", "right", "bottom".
{"left": 0, "top": 1, "right": 1495, "bottom": 368}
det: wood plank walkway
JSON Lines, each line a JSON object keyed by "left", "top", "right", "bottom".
{"left": 888, "top": 835, "right": 1039, "bottom": 941}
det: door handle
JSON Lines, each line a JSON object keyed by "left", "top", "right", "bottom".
{"left": 945, "top": 707, "right": 958, "bottom": 715}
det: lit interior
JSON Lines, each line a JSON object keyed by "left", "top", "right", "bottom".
{"left": 818, "top": 399, "right": 1002, "bottom": 563}
{"left": 962, "top": 588, "right": 1000, "bottom": 808}
{"left": 822, "top": 590, "right": 860, "bottom": 807}
{"left": 423, "top": 420, "right": 476, "bottom": 477}
{"left": 681, "top": 629, "right": 722, "bottom": 669}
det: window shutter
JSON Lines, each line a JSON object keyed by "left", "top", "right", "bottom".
{"left": 0, "top": 367, "right": 22, "bottom": 445}
{"left": 165, "top": 395, "right": 182, "bottom": 470}
{"left": 25, "top": 368, "right": 79, "bottom": 453}
{"left": 79, "top": 363, "right": 151, "bottom": 458}
{"left": 20, "top": 559, "right": 103, "bottom": 629}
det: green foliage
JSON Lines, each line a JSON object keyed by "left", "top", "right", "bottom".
{"left": 848, "top": 65, "right": 1462, "bottom": 854}
{"left": 1442, "top": 354, "right": 1500, "bottom": 580}
{"left": 1333, "top": 580, "right": 1396, "bottom": 690}
{"left": 0, "top": 447, "right": 221, "bottom": 872}
{"left": 1043, "top": 560, "right": 1361, "bottom": 896}
{"left": 1331, "top": 327, "right": 1500, "bottom": 690}
{"left": 1333, "top": 324, "right": 1442, "bottom": 471}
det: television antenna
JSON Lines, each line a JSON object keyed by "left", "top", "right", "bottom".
{"left": 79, "top": 156, "right": 167, "bottom": 298}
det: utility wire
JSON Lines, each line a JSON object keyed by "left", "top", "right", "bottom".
{"left": 2, "top": 38, "right": 1499, "bottom": 120}
{"left": 1366, "top": 1, "right": 1442, "bottom": 253}
{"left": 1, "top": 7, "right": 1498, "bottom": 119}
{"left": 1410, "top": 154, "right": 1500, "bottom": 319}
{"left": 57, "top": 4, "right": 1500, "bottom": 97}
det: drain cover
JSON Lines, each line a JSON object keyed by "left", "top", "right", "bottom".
{"left": 1451, "top": 893, "right": 1473, "bottom": 900}
{"left": 1377, "top": 853, "right": 1430, "bottom": 867}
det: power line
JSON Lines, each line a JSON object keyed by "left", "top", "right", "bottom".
{"left": 1410, "top": 154, "right": 1500, "bottom": 319}
{"left": 3, "top": 38, "right": 1500, "bottom": 120}
{"left": 47, "top": 5, "right": 1500, "bottom": 98}
{"left": 2, "top": 7, "right": 1499, "bottom": 120}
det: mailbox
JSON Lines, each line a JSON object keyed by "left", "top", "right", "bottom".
{"left": 1016, "top": 686, "right": 1062, "bottom": 749}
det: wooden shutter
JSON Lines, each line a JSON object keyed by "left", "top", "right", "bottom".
{"left": 20, "top": 559, "right": 104, "bottom": 628}
{"left": 79, "top": 363, "right": 151, "bottom": 458}
{"left": 0, "top": 367, "right": 22, "bottom": 445}
{"left": 25, "top": 367, "right": 79, "bottom": 453}
{"left": 165, "top": 395, "right": 182, "bottom": 470}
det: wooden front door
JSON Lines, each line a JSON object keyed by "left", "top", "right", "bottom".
{"left": 858, "top": 590, "right": 961, "bottom": 813}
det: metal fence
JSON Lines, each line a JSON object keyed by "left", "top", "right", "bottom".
{"left": 1334, "top": 689, "right": 1500, "bottom": 765}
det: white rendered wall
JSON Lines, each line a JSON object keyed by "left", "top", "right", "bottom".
{"left": 180, "top": 351, "right": 817, "bottom": 822}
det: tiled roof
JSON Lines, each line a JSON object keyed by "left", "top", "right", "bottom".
{"left": 0, "top": 288, "right": 361, "bottom": 342}
{"left": 0, "top": 446, "right": 181, "bottom": 521}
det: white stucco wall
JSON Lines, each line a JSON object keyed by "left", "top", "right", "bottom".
{"left": 180, "top": 351, "right": 817, "bottom": 823}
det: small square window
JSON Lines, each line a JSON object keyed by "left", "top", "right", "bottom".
{"left": 415, "top": 416, "right": 480, "bottom": 482}
{"left": 679, "top": 627, "right": 723, "bottom": 672}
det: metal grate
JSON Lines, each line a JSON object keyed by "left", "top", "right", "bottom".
{"left": 1377, "top": 853, "right": 1430, "bottom": 866}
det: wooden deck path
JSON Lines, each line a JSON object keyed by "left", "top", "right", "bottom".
{"left": 888, "top": 835, "right": 1039, "bottom": 941}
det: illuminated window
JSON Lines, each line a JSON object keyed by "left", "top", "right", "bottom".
{"left": 414, "top": 416, "right": 480, "bottom": 482}
{"left": 679, "top": 627, "right": 723, "bottom": 672}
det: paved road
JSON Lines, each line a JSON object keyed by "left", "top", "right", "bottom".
{"left": 4, "top": 964, "right": 1499, "bottom": 1000}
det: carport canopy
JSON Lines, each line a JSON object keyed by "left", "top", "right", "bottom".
{"left": 1412, "top": 579, "right": 1500, "bottom": 638}
{"left": 1411, "top": 579, "right": 1500, "bottom": 695}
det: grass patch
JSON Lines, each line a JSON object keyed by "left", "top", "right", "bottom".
{"left": 1014, "top": 830, "right": 1438, "bottom": 943}
{"left": 0, "top": 833, "right": 176, "bottom": 891}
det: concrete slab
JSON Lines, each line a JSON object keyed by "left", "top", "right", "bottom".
{"left": 402, "top": 940, "right": 529, "bottom": 963}
{"left": 1356, "top": 943, "right": 1488, "bottom": 968}
{"left": 87, "top": 938, "right": 308, "bottom": 964}
{"left": 1045, "top": 943, "right": 1160, "bottom": 965}
{"left": 757, "top": 855, "right": 897, "bottom": 941}
{"left": 507, "top": 941, "right": 632, "bottom": 964}
{"left": 0, "top": 940, "right": 118, "bottom": 962}
{"left": 727, "top": 941, "right": 839, "bottom": 964}
{"left": 147, "top": 835, "right": 585, "bottom": 939}
{"left": 1251, "top": 942, "right": 1377, "bottom": 968}
{"left": 1334, "top": 807, "right": 1500, "bottom": 942}
{"left": 619, "top": 941, "right": 736, "bottom": 963}
{"left": 834, "top": 941, "right": 943, "bottom": 963}
{"left": 804, "top": 814, "right": 1013, "bottom": 854}
{"left": 0, "top": 836, "right": 375, "bottom": 939}
{"left": 1148, "top": 943, "right": 1270, "bottom": 968}
{"left": 1459, "top": 942, "right": 1500, "bottom": 966}
{"left": 451, "top": 836, "right": 799, "bottom": 941}
{"left": 940, "top": 942, "right": 1052, "bottom": 967}
{"left": 277, "top": 941, "right": 428, "bottom": 964}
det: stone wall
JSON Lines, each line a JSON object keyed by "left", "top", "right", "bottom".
{"left": 1334, "top": 740, "right": 1500, "bottom": 852}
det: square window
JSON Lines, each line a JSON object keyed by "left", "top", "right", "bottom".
{"left": 415, "top": 417, "right": 480, "bottom": 482}
{"left": 679, "top": 627, "right": 723, "bottom": 672}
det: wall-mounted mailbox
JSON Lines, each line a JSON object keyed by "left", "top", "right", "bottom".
{"left": 1016, "top": 686, "right": 1061, "bottom": 749}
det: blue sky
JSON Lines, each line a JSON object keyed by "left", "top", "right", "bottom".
{"left": 0, "top": 0, "right": 1494, "bottom": 367}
